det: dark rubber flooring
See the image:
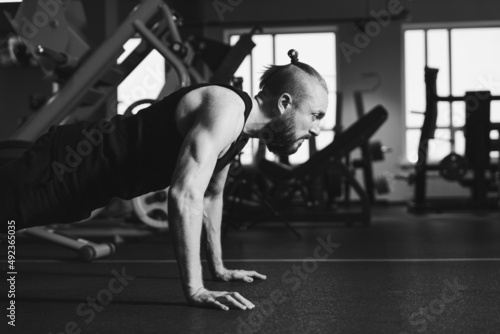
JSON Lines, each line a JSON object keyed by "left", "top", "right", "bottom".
{"left": 2, "top": 206, "right": 500, "bottom": 334}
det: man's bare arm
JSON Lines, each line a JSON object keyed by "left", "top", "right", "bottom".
{"left": 168, "top": 91, "right": 253, "bottom": 310}
{"left": 203, "top": 165, "right": 266, "bottom": 283}
{"left": 203, "top": 165, "right": 230, "bottom": 278}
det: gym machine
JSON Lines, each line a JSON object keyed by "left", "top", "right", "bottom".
{"left": 223, "top": 105, "right": 389, "bottom": 236}
{"left": 408, "top": 67, "right": 500, "bottom": 213}
{"left": 350, "top": 73, "right": 391, "bottom": 203}
{"left": 0, "top": 0, "right": 256, "bottom": 260}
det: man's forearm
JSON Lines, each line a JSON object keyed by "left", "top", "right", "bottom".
{"left": 203, "top": 194, "right": 225, "bottom": 279}
{"left": 169, "top": 190, "right": 205, "bottom": 298}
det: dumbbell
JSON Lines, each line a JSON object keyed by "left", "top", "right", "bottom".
{"left": 131, "top": 187, "right": 170, "bottom": 230}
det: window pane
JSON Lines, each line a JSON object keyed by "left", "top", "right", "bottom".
{"left": 405, "top": 30, "right": 426, "bottom": 128}
{"left": 117, "top": 38, "right": 142, "bottom": 65}
{"left": 316, "top": 131, "right": 335, "bottom": 151}
{"left": 231, "top": 35, "right": 252, "bottom": 94}
{"left": 238, "top": 138, "right": 258, "bottom": 165}
{"left": 274, "top": 33, "right": 336, "bottom": 74}
{"left": 429, "top": 129, "right": 451, "bottom": 162}
{"left": 437, "top": 102, "right": 451, "bottom": 127}
{"left": 321, "top": 80, "right": 336, "bottom": 130}
{"left": 288, "top": 141, "right": 310, "bottom": 165}
{"left": 454, "top": 131, "right": 465, "bottom": 156}
{"left": 451, "top": 28, "right": 500, "bottom": 96}
{"left": 406, "top": 129, "right": 421, "bottom": 163}
{"left": 452, "top": 102, "right": 466, "bottom": 127}
{"left": 251, "top": 35, "right": 273, "bottom": 97}
{"left": 427, "top": 29, "right": 450, "bottom": 96}
{"left": 491, "top": 128, "right": 499, "bottom": 159}
{"left": 491, "top": 101, "right": 500, "bottom": 123}
{"left": 117, "top": 44, "right": 164, "bottom": 115}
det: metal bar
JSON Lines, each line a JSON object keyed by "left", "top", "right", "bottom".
{"left": 434, "top": 95, "right": 500, "bottom": 102}
{"left": 36, "top": 45, "right": 68, "bottom": 65}
{"left": 159, "top": 2, "right": 182, "bottom": 44}
{"left": 12, "top": 0, "right": 164, "bottom": 141}
{"left": 133, "top": 20, "right": 190, "bottom": 88}
{"left": 336, "top": 161, "right": 371, "bottom": 225}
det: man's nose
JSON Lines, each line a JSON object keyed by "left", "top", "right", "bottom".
{"left": 310, "top": 123, "right": 320, "bottom": 137}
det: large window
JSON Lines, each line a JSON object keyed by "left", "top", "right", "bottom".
{"left": 117, "top": 38, "right": 165, "bottom": 115}
{"left": 227, "top": 28, "right": 337, "bottom": 165}
{"left": 404, "top": 27, "right": 500, "bottom": 164}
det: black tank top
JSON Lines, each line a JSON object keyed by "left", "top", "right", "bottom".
{"left": 51, "top": 83, "right": 252, "bottom": 212}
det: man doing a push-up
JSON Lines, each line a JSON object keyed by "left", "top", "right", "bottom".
{"left": 0, "top": 50, "right": 329, "bottom": 310}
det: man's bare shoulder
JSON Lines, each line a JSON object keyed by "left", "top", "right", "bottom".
{"left": 177, "top": 85, "right": 246, "bottom": 136}
{"left": 200, "top": 86, "right": 246, "bottom": 141}
{"left": 201, "top": 85, "right": 246, "bottom": 115}
{"left": 175, "top": 85, "right": 247, "bottom": 157}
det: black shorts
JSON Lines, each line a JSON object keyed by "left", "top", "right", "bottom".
{"left": 0, "top": 129, "right": 84, "bottom": 234}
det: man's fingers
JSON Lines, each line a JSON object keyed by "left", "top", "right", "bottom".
{"left": 231, "top": 292, "right": 255, "bottom": 309}
{"left": 193, "top": 290, "right": 255, "bottom": 311}
{"left": 246, "top": 271, "right": 267, "bottom": 280}
{"left": 223, "top": 295, "right": 247, "bottom": 310}
{"left": 212, "top": 300, "right": 229, "bottom": 311}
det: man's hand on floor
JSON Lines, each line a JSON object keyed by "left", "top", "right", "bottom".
{"left": 188, "top": 288, "right": 256, "bottom": 311}
{"left": 215, "top": 269, "right": 267, "bottom": 283}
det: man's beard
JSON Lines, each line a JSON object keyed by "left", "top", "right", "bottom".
{"left": 260, "top": 111, "right": 301, "bottom": 155}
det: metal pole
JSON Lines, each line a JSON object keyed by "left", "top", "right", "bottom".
{"left": 133, "top": 20, "right": 190, "bottom": 88}
{"left": 12, "top": 0, "right": 163, "bottom": 141}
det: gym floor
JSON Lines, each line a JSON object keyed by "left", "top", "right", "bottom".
{"left": 2, "top": 205, "right": 500, "bottom": 334}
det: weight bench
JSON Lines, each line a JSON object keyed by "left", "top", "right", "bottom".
{"left": 226, "top": 105, "right": 388, "bottom": 236}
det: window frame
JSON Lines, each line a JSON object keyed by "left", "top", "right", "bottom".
{"left": 402, "top": 21, "right": 500, "bottom": 165}
{"left": 223, "top": 25, "right": 339, "bottom": 165}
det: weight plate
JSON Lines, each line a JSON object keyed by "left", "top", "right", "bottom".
{"left": 131, "top": 187, "right": 169, "bottom": 230}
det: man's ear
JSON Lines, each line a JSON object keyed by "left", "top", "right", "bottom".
{"left": 277, "top": 93, "right": 293, "bottom": 116}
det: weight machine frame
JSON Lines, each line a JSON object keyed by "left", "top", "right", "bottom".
{"left": 224, "top": 105, "right": 389, "bottom": 235}
{"left": 7, "top": 0, "right": 191, "bottom": 142}
{"left": 409, "top": 67, "right": 500, "bottom": 213}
